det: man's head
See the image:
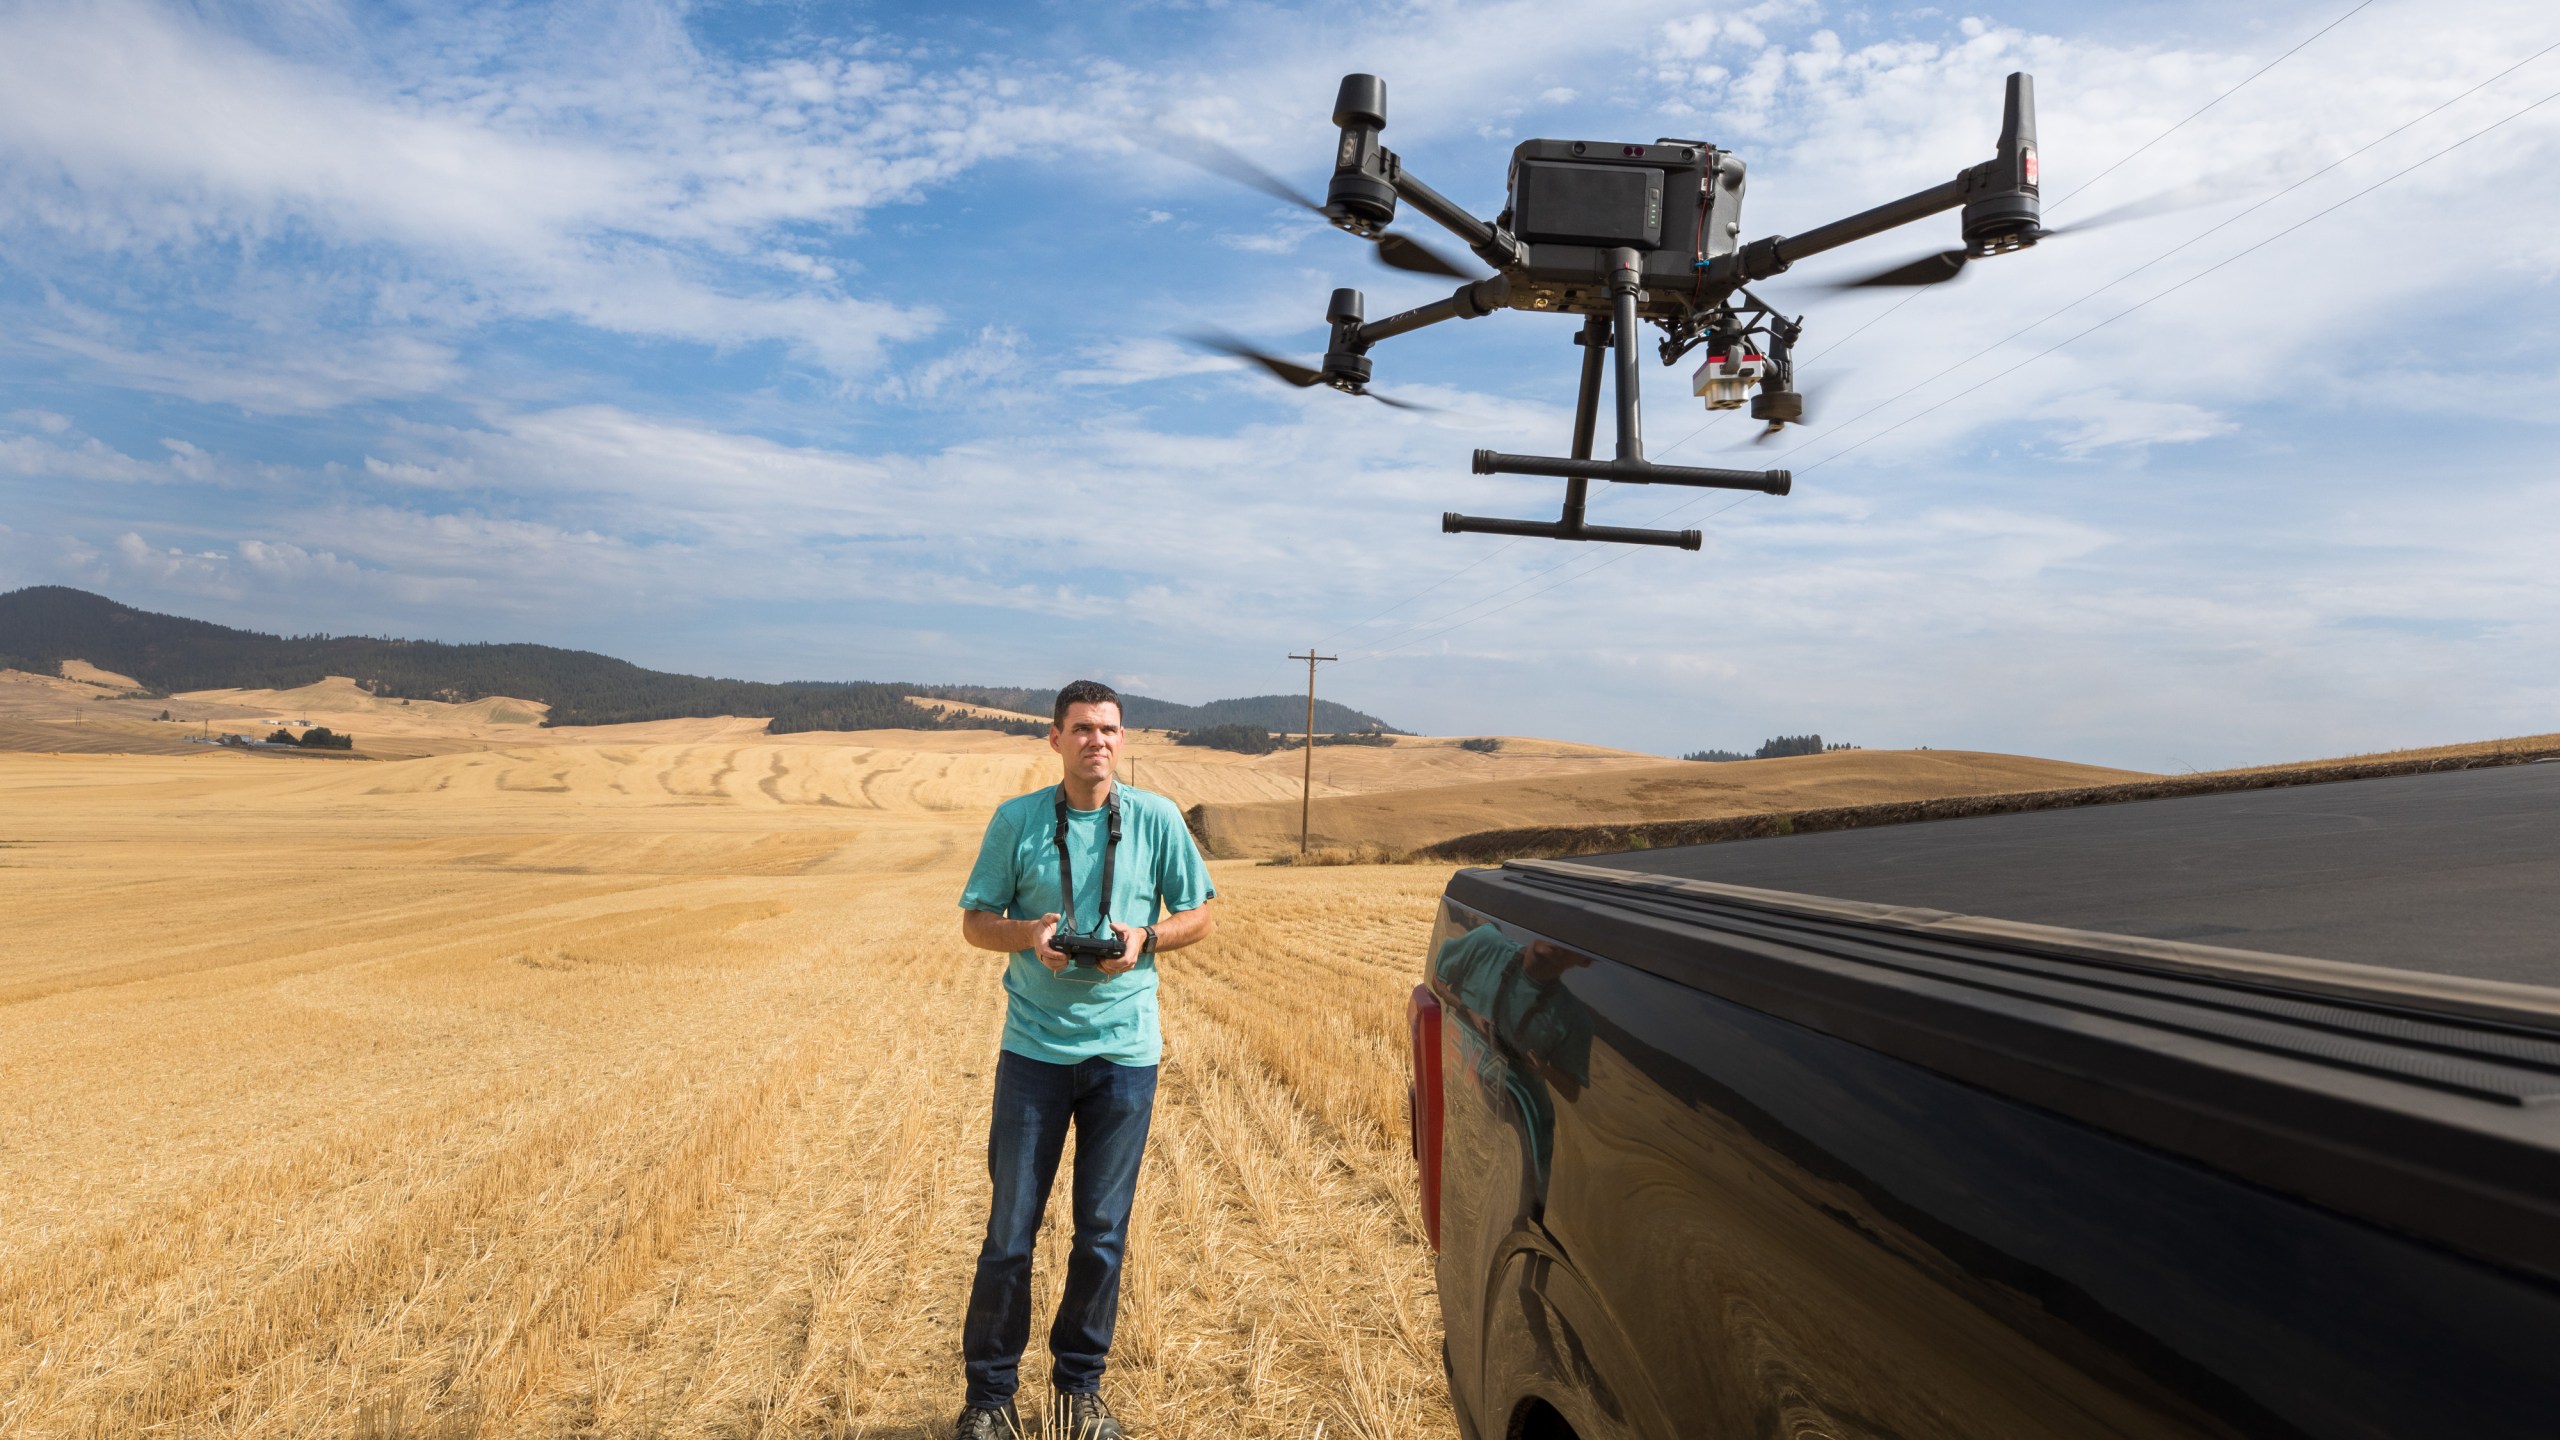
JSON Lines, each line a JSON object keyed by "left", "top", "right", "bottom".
{"left": 1522, "top": 940, "right": 1595, "bottom": 986}
{"left": 1050, "top": 680, "right": 1125, "bottom": 788}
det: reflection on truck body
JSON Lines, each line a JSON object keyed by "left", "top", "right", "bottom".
{"left": 1423, "top": 877, "right": 2560, "bottom": 1440}
{"left": 1431, "top": 922, "right": 1593, "bottom": 1208}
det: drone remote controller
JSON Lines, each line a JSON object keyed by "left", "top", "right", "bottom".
{"left": 1053, "top": 930, "right": 1126, "bottom": 964}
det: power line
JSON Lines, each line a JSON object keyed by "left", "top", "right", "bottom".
{"left": 1782, "top": 1, "right": 2393, "bottom": 384}
{"left": 1800, "top": 286, "right": 1934, "bottom": 363}
{"left": 1744, "top": 1, "right": 2387, "bottom": 382}
{"left": 2048, "top": 0, "right": 2377, "bottom": 211}
{"left": 1787, "top": 77, "right": 2560, "bottom": 475}
{"left": 1920, "top": 32, "right": 2560, "bottom": 415}
{"left": 1660, "top": 34, "right": 2560, "bottom": 513}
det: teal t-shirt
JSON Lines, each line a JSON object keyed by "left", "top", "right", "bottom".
{"left": 959, "top": 782, "right": 1214, "bottom": 1067}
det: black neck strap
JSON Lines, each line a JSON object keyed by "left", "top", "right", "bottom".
{"left": 1053, "top": 785, "right": 1122, "bottom": 938}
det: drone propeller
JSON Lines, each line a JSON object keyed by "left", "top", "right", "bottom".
{"left": 1182, "top": 330, "right": 1437, "bottom": 411}
{"left": 1754, "top": 372, "right": 1844, "bottom": 443}
{"left": 1817, "top": 192, "right": 2196, "bottom": 290}
{"left": 1372, "top": 232, "right": 1471, "bottom": 279}
{"left": 1153, "top": 134, "right": 1477, "bottom": 280}
{"left": 1829, "top": 249, "right": 1974, "bottom": 288}
{"left": 1725, "top": 372, "right": 1843, "bottom": 446}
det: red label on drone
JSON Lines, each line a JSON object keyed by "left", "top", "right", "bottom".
{"left": 2024, "top": 149, "right": 2039, "bottom": 186}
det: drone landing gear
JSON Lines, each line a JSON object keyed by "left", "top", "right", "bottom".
{"left": 1444, "top": 250, "right": 1789, "bottom": 550}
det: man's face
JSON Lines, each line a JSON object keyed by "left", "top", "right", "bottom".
{"left": 1050, "top": 701, "right": 1124, "bottom": 784}
{"left": 1522, "top": 941, "right": 1593, "bottom": 986}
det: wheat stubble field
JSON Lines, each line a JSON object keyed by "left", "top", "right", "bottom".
{"left": 0, "top": 737, "right": 1453, "bottom": 1439}
{"left": 0, "top": 666, "right": 2187, "bottom": 1440}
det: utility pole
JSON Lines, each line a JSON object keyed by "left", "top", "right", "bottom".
{"left": 1287, "top": 648, "right": 1337, "bottom": 855}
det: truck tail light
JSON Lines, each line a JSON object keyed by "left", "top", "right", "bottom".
{"left": 1408, "top": 983, "right": 1445, "bottom": 1250}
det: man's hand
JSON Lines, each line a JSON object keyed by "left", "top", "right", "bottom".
{"left": 1031, "top": 913, "right": 1070, "bottom": 973}
{"left": 1101, "top": 922, "right": 1146, "bottom": 976}
{"left": 963, "top": 908, "right": 1072, "bottom": 971}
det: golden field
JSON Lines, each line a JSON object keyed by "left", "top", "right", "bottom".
{"left": 1187, "top": 747, "right": 2149, "bottom": 857}
{"left": 0, "top": 736, "right": 1453, "bottom": 1439}
{"left": 0, "top": 671, "right": 2189, "bottom": 1438}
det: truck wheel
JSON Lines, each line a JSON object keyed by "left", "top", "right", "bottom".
{"left": 1512, "top": 1399, "right": 1580, "bottom": 1440}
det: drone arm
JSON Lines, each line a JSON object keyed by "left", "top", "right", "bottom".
{"left": 1770, "top": 178, "right": 1969, "bottom": 268}
{"left": 1717, "top": 176, "right": 1968, "bottom": 283}
{"left": 1393, "top": 170, "right": 1524, "bottom": 269}
{"left": 1356, "top": 275, "right": 1511, "bottom": 348}
{"left": 1391, "top": 171, "right": 1490, "bottom": 247}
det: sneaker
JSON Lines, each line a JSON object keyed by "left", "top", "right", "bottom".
{"left": 1049, "top": 1388, "right": 1126, "bottom": 1440}
{"left": 954, "top": 1400, "right": 1024, "bottom": 1439}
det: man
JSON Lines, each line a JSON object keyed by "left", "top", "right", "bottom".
{"left": 954, "top": 679, "right": 1216, "bottom": 1440}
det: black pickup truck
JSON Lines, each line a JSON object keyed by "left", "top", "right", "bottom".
{"left": 1408, "top": 762, "right": 2560, "bottom": 1440}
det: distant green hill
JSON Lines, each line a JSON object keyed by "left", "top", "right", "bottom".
{"left": 0, "top": 586, "right": 953, "bottom": 731}
{"left": 0, "top": 588, "right": 1404, "bottom": 737}
{"left": 915, "top": 685, "right": 1399, "bottom": 735}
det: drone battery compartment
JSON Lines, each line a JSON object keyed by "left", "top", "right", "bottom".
{"left": 1512, "top": 160, "right": 1665, "bottom": 249}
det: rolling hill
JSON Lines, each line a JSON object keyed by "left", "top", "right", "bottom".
{"left": 0, "top": 587, "right": 1403, "bottom": 737}
{"left": 1185, "top": 746, "right": 2156, "bottom": 857}
{"left": 915, "top": 684, "right": 1397, "bottom": 735}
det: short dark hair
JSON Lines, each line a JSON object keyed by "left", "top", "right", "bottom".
{"left": 1053, "top": 680, "right": 1123, "bottom": 728}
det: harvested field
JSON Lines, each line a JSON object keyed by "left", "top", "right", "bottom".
{"left": 1189, "top": 747, "right": 2152, "bottom": 858}
{"left": 0, "top": 743, "right": 1453, "bottom": 1439}
{"left": 0, "top": 673, "right": 1682, "bottom": 809}
{"left": 0, "top": 718, "right": 211, "bottom": 757}
{"left": 1418, "top": 734, "right": 2560, "bottom": 863}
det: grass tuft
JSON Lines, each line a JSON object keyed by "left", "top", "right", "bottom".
{"left": 1264, "top": 842, "right": 1411, "bottom": 867}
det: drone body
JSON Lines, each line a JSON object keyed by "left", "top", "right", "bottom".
{"left": 1196, "top": 71, "right": 2049, "bottom": 548}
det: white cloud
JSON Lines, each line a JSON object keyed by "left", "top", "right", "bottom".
{"left": 29, "top": 321, "right": 466, "bottom": 414}
{"left": 2040, "top": 390, "right": 2235, "bottom": 458}
{"left": 874, "top": 326, "right": 1030, "bottom": 405}
{"left": 1053, "top": 336, "right": 1231, "bottom": 387}
{"left": 237, "top": 538, "right": 367, "bottom": 585}
{"left": 0, "top": 424, "right": 218, "bottom": 485}
{"left": 1218, "top": 226, "right": 1314, "bottom": 255}
{"left": 111, "top": 530, "right": 237, "bottom": 595}
{"left": 0, "top": 0, "right": 1077, "bottom": 396}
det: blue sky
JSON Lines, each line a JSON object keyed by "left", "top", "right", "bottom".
{"left": 1, "top": 0, "right": 2554, "bottom": 769}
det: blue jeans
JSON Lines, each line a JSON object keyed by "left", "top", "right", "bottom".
{"left": 962, "top": 1049, "right": 1158, "bottom": 1408}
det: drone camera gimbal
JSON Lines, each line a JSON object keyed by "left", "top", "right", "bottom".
{"left": 1195, "top": 70, "right": 2049, "bottom": 548}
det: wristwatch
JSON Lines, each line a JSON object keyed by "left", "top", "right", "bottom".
{"left": 1143, "top": 924, "right": 1159, "bottom": 955}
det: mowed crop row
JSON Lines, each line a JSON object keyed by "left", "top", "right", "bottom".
{"left": 0, "top": 748, "right": 1455, "bottom": 1438}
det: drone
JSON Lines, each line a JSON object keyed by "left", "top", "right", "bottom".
{"left": 1187, "top": 72, "right": 2059, "bottom": 549}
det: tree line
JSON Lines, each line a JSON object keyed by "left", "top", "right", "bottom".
{"left": 1173, "top": 724, "right": 1279, "bottom": 755}
{"left": 913, "top": 683, "right": 1401, "bottom": 735}
{"left": 1685, "top": 734, "right": 1860, "bottom": 762}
